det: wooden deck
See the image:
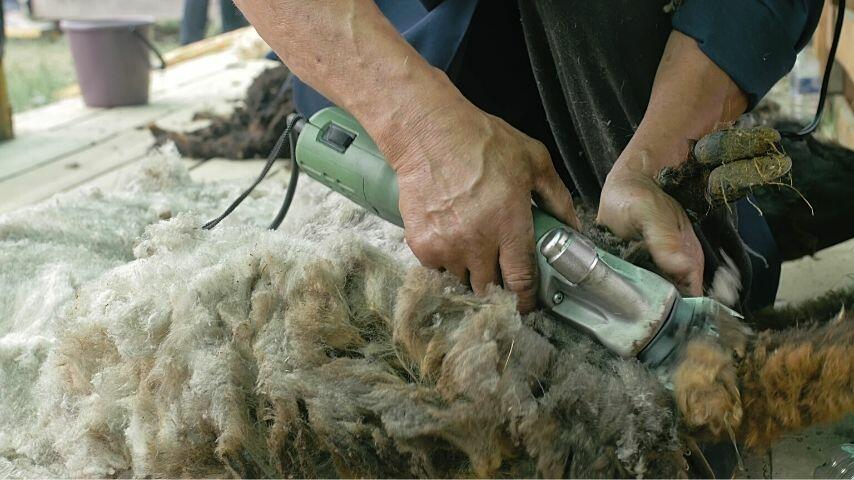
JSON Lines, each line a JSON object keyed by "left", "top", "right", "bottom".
{"left": 0, "top": 50, "right": 280, "bottom": 214}
{"left": 0, "top": 48, "right": 852, "bottom": 479}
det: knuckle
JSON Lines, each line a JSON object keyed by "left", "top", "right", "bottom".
{"left": 595, "top": 208, "right": 612, "bottom": 227}
{"left": 503, "top": 269, "right": 538, "bottom": 295}
{"left": 403, "top": 232, "right": 422, "bottom": 250}
{"left": 405, "top": 234, "right": 437, "bottom": 261}
{"left": 445, "top": 225, "right": 468, "bottom": 243}
{"left": 528, "top": 138, "right": 550, "bottom": 159}
{"left": 526, "top": 140, "right": 551, "bottom": 170}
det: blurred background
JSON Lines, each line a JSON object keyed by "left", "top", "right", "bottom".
{"left": 1, "top": 0, "right": 246, "bottom": 112}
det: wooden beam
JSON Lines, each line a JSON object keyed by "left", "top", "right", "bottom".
{"left": 830, "top": 94, "right": 854, "bottom": 149}
{"left": 0, "top": 60, "right": 11, "bottom": 141}
{"left": 0, "top": 55, "right": 272, "bottom": 181}
{"left": 163, "top": 27, "right": 254, "bottom": 67}
{"left": 31, "top": 0, "right": 186, "bottom": 21}
{"left": 814, "top": 1, "right": 854, "bottom": 93}
{"left": 0, "top": 1, "right": 10, "bottom": 140}
{"left": 31, "top": 0, "right": 224, "bottom": 22}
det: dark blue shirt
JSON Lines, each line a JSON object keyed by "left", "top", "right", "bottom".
{"left": 293, "top": 0, "right": 477, "bottom": 116}
{"left": 293, "top": 0, "right": 823, "bottom": 115}
{"left": 673, "top": 0, "right": 823, "bottom": 108}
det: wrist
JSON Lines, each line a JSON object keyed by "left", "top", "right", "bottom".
{"left": 353, "top": 67, "right": 471, "bottom": 171}
{"left": 611, "top": 131, "right": 691, "bottom": 180}
{"left": 613, "top": 31, "right": 748, "bottom": 180}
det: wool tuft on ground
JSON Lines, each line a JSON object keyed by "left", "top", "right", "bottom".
{"left": 0, "top": 152, "right": 851, "bottom": 478}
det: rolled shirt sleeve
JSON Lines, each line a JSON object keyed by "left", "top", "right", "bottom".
{"left": 673, "top": 0, "right": 824, "bottom": 109}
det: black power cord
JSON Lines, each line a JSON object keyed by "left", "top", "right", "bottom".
{"left": 782, "top": 0, "right": 847, "bottom": 138}
{"left": 202, "top": 114, "right": 303, "bottom": 230}
{"left": 269, "top": 126, "right": 301, "bottom": 230}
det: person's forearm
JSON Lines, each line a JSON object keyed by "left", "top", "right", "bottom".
{"left": 233, "top": 0, "right": 463, "bottom": 165}
{"left": 616, "top": 31, "right": 748, "bottom": 177}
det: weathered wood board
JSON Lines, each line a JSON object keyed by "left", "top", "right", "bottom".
{"left": 0, "top": 51, "right": 276, "bottom": 211}
{"left": 0, "top": 56, "right": 274, "bottom": 182}
{"left": 31, "top": 0, "right": 220, "bottom": 21}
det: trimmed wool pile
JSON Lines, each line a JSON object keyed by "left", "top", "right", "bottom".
{"left": 2, "top": 151, "right": 851, "bottom": 478}
{"left": 0, "top": 153, "right": 683, "bottom": 478}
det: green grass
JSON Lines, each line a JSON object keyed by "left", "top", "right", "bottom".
{"left": 4, "top": 23, "right": 184, "bottom": 113}
{"left": 5, "top": 35, "right": 76, "bottom": 112}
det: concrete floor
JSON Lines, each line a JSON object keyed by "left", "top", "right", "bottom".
{"left": 742, "top": 415, "right": 854, "bottom": 479}
{"left": 778, "top": 238, "right": 854, "bottom": 304}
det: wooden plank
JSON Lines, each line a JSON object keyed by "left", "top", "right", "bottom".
{"left": 4, "top": 10, "right": 56, "bottom": 40}
{"left": 32, "top": 0, "right": 185, "bottom": 21}
{"left": 13, "top": 53, "right": 269, "bottom": 135}
{"left": 12, "top": 97, "right": 92, "bottom": 135}
{"left": 831, "top": 94, "right": 854, "bottom": 149}
{"left": 0, "top": 128, "right": 153, "bottom": 214}
{"left": 163, "top": 28, "right": 253, "bottom": 67}
{"left": 24, "top": 157, "right": 284, "bottom": 211}
{"left": 154, "top": 51, "right": 269, "bottom": 93}
{"left": 0, "top": 67, "right": 260, "bottom": 213}
{"left": 76, "top": 158, "right": 283, "bottom": 198}
{"left": 0, "top": 60, "right": 12, "bottom": 140}
{"left": 0, "top": 95, "right": 244, "bottom": 213}
{"left": 51, "top": 49, "right": 258, "bottom": 115}
{"left": 0, "top": 59, "right": 272, "bottom": 181}
{"left": 815, "top": 2, "right": 854, "bottom": 83}
{"left": 1, "top": 106, "right": 171, "bottom": 181}
{"left": 6, "top": 25, "right": 51, "bottom": 40}
{"left": 777, "top": 236, "right": 854, "bottom": 305}
{"left": 770, "top": 416, "right": 854, "bottom": 478}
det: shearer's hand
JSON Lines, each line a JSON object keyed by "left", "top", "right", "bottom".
{"left": 236, "top": 0, "right": 580, "bottom": 311}
{"left": 383, "top": 97, "right": 580, "bottom": 312}
{"left": 598, "top": 153, "right": 704, "bottom": 296}
{"left": 597, "top": 30, "right": 750, "bottom": 296}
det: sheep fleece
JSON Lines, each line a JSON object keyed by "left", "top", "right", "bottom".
{"left": 0, "top": 156, "right": 683, "bottom": 478}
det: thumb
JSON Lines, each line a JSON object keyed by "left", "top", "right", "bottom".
{"left": 532, "top": 149, "right": 582, "bottom": 231}
{"left": 498, "top": 221, "right": 539, "bottom": 313}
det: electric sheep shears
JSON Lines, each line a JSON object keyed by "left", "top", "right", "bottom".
{"left": 285, "top": 107, "right": 744, "bottom": 367}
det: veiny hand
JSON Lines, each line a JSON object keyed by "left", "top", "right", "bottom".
{"left": 383, "top": 99, "right": 580, "bottom": 312}
{"left": 237, "top": 0, "right": 581, "bottom": 313}
{"left": 594, "top": 30, "right": 750, "bottom": 297}
{"left": 598, "top": 152, "right": 704, "bottom": 296}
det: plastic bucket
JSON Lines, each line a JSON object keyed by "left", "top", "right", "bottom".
{"left": 61, "top": 18, "right": 163, "bottom": 108}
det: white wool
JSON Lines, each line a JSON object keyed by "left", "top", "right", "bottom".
{"left": 0, "top": 150, "right": 409, "bottom": 477}
{"left": 0, "top": 150, "right": 682, "bottom": 478}
{"left": 709, "top": 250, "right": 742, "bottom": 307}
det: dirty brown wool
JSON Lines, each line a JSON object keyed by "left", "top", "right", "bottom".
{"left": 739, "top": 310, "right": 854, "bottom": 448}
